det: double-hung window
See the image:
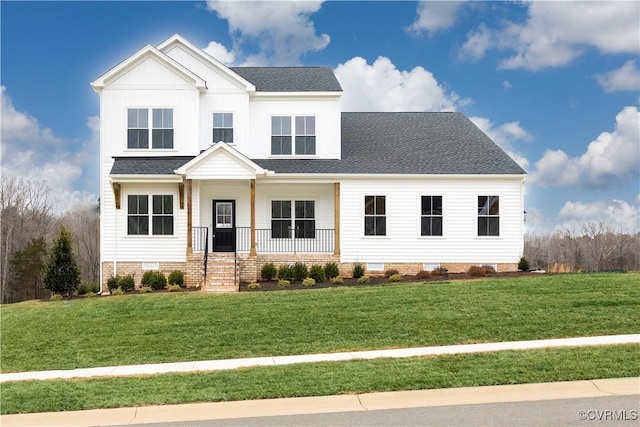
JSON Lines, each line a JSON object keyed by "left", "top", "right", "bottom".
{"left": 271, "top": 200, "right": 316, "bottom": 238}
{"left": 294, "top": 201, "right": 315, "bottom": 238}
{"left": 364, "top": 196, "right": 386, "bottom": 236}
{"left": 295, "top": 116, "right": 316, "bottom": 155}
{"left": 478, "top": 195, "right": 499, "bottom": 236}
{"left": 127, "top": 108, "right": 173, "bottom": 149}
{"left": 271, "top": 116, "right": 292, "bottom": 155}
{"left": 271, "top": 116, "right": 316, "bottom": 155}
{"left": 271, "top": 200, "right": 291, "bottom": 238}
{"left": 213, "top": 113, "right": 233, "bottom": 143}
{"left": 127, "top": 195, "right": 174, "bottom": 236}
{"left": 421, "top": 196, "right": 443, "bottom": 236}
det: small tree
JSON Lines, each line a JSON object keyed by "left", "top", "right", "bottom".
{"left": 518, "top": 256, "right": 530, "bottom": 271}
{"left": 42, "top": 227, "right": 81, "bottom": 296}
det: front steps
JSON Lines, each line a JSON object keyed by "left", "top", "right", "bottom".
{"left": 204, "top": 252, "right": 238, "bottom": 292}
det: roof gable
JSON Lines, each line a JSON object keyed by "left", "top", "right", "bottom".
{"left": 175, "top": 142, "right": 266, "bottom": 179}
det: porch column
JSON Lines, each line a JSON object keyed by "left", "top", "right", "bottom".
{"left": 250, "top": 179, "right": 257, "bottom": 256}
{"left": 334, "top": 182, "right": 341, "bottom": 256}
{"left": 186, "top": 179, "right": 193, "bottom": 254}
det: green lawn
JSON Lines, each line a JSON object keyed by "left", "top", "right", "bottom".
{"left": 1, "top": 272, "right": 639, "bottom": 373}
{"left": 2, "top": 345, "right": 639, "bottom": 414}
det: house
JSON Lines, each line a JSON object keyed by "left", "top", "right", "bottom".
{"left": 91, "top": 34, "right": 527, "bottom": 292}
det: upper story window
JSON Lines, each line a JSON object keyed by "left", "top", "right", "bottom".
{"left": 271, "top": 116, "right": 316, "bottom": 156}
{"left": 213, "top": 113, "right": 234, "bottom": 143}
{"left": 478, "top": 195, "right": 499, "bottom": 236}
{"left": 421, "top": 196, "right": 443, "bottom": 236}
{"left": 364, "top": 195, "right": 386, "bottom": 236}
{"left": 127, "top": 108, "right": 173, "bottom": 149}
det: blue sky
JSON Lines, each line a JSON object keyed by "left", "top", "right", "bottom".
{"left": 1, "top": 1, "right": 639, "bottom": 233}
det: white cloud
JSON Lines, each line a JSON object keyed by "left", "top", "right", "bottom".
{"left": 203, "top": 40, "right": 236, "bottom": 65}
{"left": 459, "top": 2, "right": 640, "bottom": 71}
{"left": 335, "top": 56, "right": 463, "bottom": 112}
{"left": 531, "top": 106, "right": 640, "bottom": 188}
{"left": 595, "top": 60, "right": 640, "bottom": 93}
{"left": 407, "top": 1, "right": 463, "bottom": 35}
{"left": 0, "top": 86, "right": 98, "bottom": 213}
{"left": 502, "top": 80, "right": 512, "bottom": 90}
{"left": 206, "top": 0, "right": 329, "bottom": 65}
{"left": 557, "top": 199, "right": 639, "bottom": 234}
{"left": 470, "top": 117, "right": 532, "bottom": 169}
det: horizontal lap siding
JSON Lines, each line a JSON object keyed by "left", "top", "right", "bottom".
{"left": 340, "top": 178, "right": 524, "bottom": 264}
{"left": 198, "top": 181, "right": 251, "bottom": 228}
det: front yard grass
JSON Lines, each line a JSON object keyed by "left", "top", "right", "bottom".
{"left": 1, "top": 272, "right": 638, "bottom": 373}
{"left": 2, "top": 344, "right": 638, "bottom": 414}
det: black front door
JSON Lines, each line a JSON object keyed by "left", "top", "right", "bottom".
{"left": 212, "top": 200, "right": 235, "bottom": 252}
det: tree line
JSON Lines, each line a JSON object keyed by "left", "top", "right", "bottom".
{"left": 1, "top": 175, "right": 99, "bottom": 304}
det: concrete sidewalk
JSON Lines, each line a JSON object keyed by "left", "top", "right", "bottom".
{"left": 2, "top": 378, "right": 638, "bottom": 426}
{"left": 1, "top": 334, "right": 639, "bottom": 383}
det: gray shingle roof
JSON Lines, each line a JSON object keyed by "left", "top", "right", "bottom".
{"left": 111, "top": 113, "right": 526, "bottom": 176}
{"left": 230, "top": 67, "right": 342, "bottom": 92}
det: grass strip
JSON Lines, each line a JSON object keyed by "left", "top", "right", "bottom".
{"left": 2, "top": 344, "right": 638, "bottom": 415}
{"left": 2, "top": 272, "right": 639, "bottom": 373}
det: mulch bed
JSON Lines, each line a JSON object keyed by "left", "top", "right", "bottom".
{"left": 239, "top": 271, "right": 533, "bottom": 292}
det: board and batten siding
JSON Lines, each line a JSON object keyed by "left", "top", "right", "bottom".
{"left": 340, "top": 177, "right": 524, "bottom": 265}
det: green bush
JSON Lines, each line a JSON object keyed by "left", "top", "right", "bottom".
{"left": 309, "top": 264, "right": 326, "bottom": 282}
{"left": 42, "top": 227, "right": 81, "bottom": 296}
{"left": 248, "top": 282, "right": 261, "bottom": 289}
{"left": 385, "top": 269, "right": 399, "bottom": 278}
{"left": 277, "top": 264, "right": 294, "bottom": 281}
{"left": 140, "top": 286, "right": 153, "bottom": 293}
{"left": 292, "top": 262, "right": 308, "bottom": 281}
{"left": 168, "top": 270, "right": 185, "bottom": 287}
{"left": 277, "top": 279, "right": 290, "bottom": 288}
{"left": 302, "top": 277, "right": 316, "bottom": 287}
{"left": 168, "top": 284, "right": 181, "bottom": 292}
{"left": 107, "top": 276, "right": 121, "bottom": 293}
{"left": 352, "top": 263, "right": 365, "bottom": 279}
{"left": 111, "top": 288, "right": 124, "bottom": 296}
{"left": 415, "top": 270, "right": 431, "bottom": 280}
{"left": 389, "top": 273, "right": 403, "bottom": 282}
{"left": 84, "top": 291, "right": 96, "bottom": 298}
{"left": 261, "top": 263, "right": 277, "bottom": 281}
{"left": 330, "top": 276, "right": 344, "bottom": 285}
{"left": 141, "top": 271, "right": 167, "bottom": 290}
{"left": 119, "top": 275, "right": 135, "bottom": 292}
{"left": 324, "top": 262, "right": 340, "bottom": 279}
{"left": 77, "top": 281, "right": 99, "bottom": 295}
{"left": 357, "top": 275, "right": 370, "bottom": 284}
{"left": 49, "top": 293, "right": 63, "bottom": 301}
{"left": 518, "top": 256, "right": 530, "bottom": 271}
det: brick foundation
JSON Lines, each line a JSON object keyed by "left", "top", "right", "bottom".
{"left": 101, "top": 261, "right": 187, "bottom": 293}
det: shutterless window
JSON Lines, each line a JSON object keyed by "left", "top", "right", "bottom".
{"left": 295, "top": 116, "right": 316, "bottom": 155}
{"left": 364, "top": 196, "right": 386, "bottom": 236}
{"left": 271, "top": 200, "right": 291, "bottom": 238}
{"left": 271, "top": 116, "right": 292, "bottom": 155}
{"left": 152, "top": 109, "right": 173, "bottom": 149}
{"left": 295, "top": 201, "right": 315, "bottom": 238}
{"left": 421, "top": 196, "right": 443, "bottom": 236}
{"left": 127, "top": 195, "right": 149, "bottom": 235}
{"left": 478, "top": 196, "right": 499, "bottom": 236}
{"left": 127, "top": 109, "right": 149, "bottom": 149}
{"left": 213, "top": 113, "right": 233, "bottom": 143}
{"left": 152, "top": 195, "right": 173, "bottom": 235}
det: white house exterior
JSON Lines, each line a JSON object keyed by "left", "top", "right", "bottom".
{"left": 92, "top": 34, "right": 527, "bottom": 292}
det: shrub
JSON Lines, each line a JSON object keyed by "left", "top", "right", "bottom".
{"left": 468, "top": 266, "right": 486, "bottom": 277}
{"left": 168, "top": 270, "right": 185, "bottom": 287}
{"left": 77, "top": 281, "right": 99, "bottom": 295}
{"left": 277, "top": 264, "right": 294, "bottom": 281}
{"left": 261, "top": 263, "right": 277, "bottom": 281}
{"left": 385, "top": 269, "right": 399, "bottom": 278}
{"left": 141, "top": 271, "right": 167, "bottom": 290}
{"left": 292, "top": 262, "right": 308, "bottom": 281}
{"left": 324, "top": 262, "right": 340, "bottom": 279}
{"left": 302, "top": 277, "right": 316, "bottom": 287}
{"left": 330, "top": 276, "right": 344, "bottom": 285}
{"left": 168, "top": 284, "right": 181, "bottom": 292}
{"left": 43, "top": 227, "right": 81, "bottom": 296}
{"left": 389, "top": 273, "right": 403, "bottom": 282}
{"left": 415, "top": 270, "right": 431, "bottom": 280}
{"left": 518, "top": 256, "right": 530, "bottom": 272}
{"left": 107, "top": 276, "right": 121, "bottom": 293}
{"left": 118, "top": 275, "right": 135, "bottom": 292}
{"left": 111, "top": 288, "right": 124, "bottom": 296}
{"left": 247, "top": 282, "right": 261, "bottom": 289}
{"left": 277, "top": 279, "right": 290, "bottom": 288}
{"left": 309, "top": 264, "right": 326, "bottom": 283}
{"left": 352, "top": 263, "right": 365, "bottom": 279}
{"left": 432, "top": 267, "right": 448, "bottom": 277}
{"left": 140, "top": 286, "right": 153, "bottom": 293}
{"left": 84, "top": 292, "right": 96, "bottom": 298}
{"left": 357, "top": 275, "right": 370, "bottom": 284}
{"left": 49, "top": 293, "right": 63, "bottom": 301}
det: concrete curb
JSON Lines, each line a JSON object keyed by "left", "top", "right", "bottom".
{"left": 2, "top": 334, "right": 639, "bottom": 383}
{"left": 2, "top": 378, "right": 638, "bottom": 426}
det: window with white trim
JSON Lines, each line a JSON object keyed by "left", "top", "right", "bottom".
{"left": 294, "top": 200, "right": 315, "bottom": 238}
{"left": 364, "top": 195, "right": 386, "bottom": 236}
{"left": 152, "top": 195, "right": 174, "bottom": 235}
{"left": 127, "top": 194, "right": 174, "bottom": 236}
{"left": 295, "top": 116, "right": 316, "bottom": 155}
{"left": 127, "top": 108, "right": 173, "bottom": 149}
{"left": 213, "top": 113, "right": 233, "bottom": 143}
{"left": 271, "top": 116, "right": 316, "bottom": 155}
{"left": 271, "top": 116, "right": 292, "bottom": 155}
{"left": 421, "top": 196, "right": 443, "bottom": 236}
{"left": 127, "top": 195, "right": 148, "bottom": 235}
{"left": 271, "top": 200, "right": 316, "bottom": 238}
{"left": 478, "top": 195, "right": 499, "bottom": 236}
